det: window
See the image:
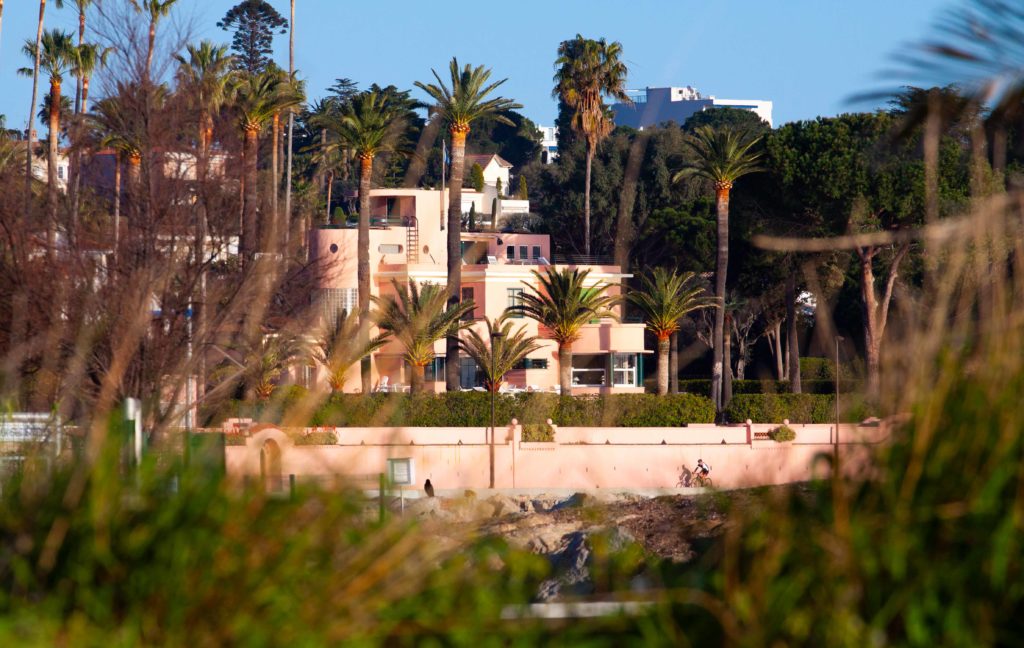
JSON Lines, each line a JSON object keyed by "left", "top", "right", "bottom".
{"left": 460, "top": 357, "right": 481, "bottom": 388}
{"left": 612, "top": 353, "right": 638, "bottom": 387}
{"left": 507, "top": 288, "right": 524, "bottom": 318}
{"left": 532, "top": 246, "right": 541, "bottom": 261}
{"left": 378, "top": 244, "right": 403, "bottom": 254}
{"left": 513, "top": 358, "right": 548, "bottom": 370}
{"left": 58, "top": 167, "right": 64, "bottom": 180}
{"left": 320, "top": 288, "right": 357, "bottom": 327}
{"left": 519, "top": 245, "right": 528, "bottom": 261}
{"left": 425, "top": 357, "right": 445, "bottom": 382}
{"left": 507, "top": 245, "right": 515, "bottom": 260}
{"left": 461, "top": 287, "right": 475, "bottom": 320}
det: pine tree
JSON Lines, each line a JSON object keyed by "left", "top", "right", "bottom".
{"left": 469, "top": 162, "right": 484, "bottom": 191}
{"left": 517, "top": 175, "right": 528, "bottom": 199}
{"left": 217, "top": 0, "right": 287, "bottom": 74}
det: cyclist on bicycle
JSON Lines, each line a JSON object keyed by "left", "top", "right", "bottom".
{"left": 695, "top": 459, "right": 711, "bottom": 480}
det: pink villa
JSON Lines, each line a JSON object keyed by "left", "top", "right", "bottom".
{"left": 312, "top": 179, "right": 648, "bottom": 394}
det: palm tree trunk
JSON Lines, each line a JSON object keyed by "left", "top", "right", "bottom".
{"left": 358, "top": 154, "right": 372, "bottom": 395}
{"left": 25, "top": 0, "right": 46, "bottom": 234}
{"left": 325, "top": 169, "right": 333, "bottom": 224}
{"left": 146, "top": 18, "right": 156, "bottom": 82}
{"left": 723, "top": 311, "right": 733, "bottom": 408}
{"left": 786, "top": 274, "right": 802, "bottom": 393}
{"left": 711, "top": 185, "right": 730, "bottom": 412}
{"left": 445, "top": 128, "right": 468, "bottom": 391}
{"left": 47, "top": 78, "right": 61, "bottom": 252}
{"left": 113, "top": 153, "right": 121, "bottom": 264}
{"left": 558, "top": 342, "right": 573, "bottom": 395}
{"left": 583, "top": 144, "right": 593, "bottom": 257}
{"left": 670, "top": 331, "right": 679, "bottom": 393}
{"left": 410, "top": 362, "right": 425, "bottom": 394}
{"left": 614, "top": 131, "right": 648, "bottom": 273}
{"left": 284, "top": 0, "right": 295, "bottom": 255}
{"left": 243, "top": 127, "right": 259, "bottom": 263}
{"left": 70, "top": 9, "right": 85, "bottom": 237}
{"left": 656, "top": 335, "right": 669, "bottom": 395}
{"left": 271, "top": 112, "right": 280, "bottom": 253}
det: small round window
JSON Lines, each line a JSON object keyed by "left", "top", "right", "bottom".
{"left": 422, "top": 245, "right": 430, "bottom": 254}
{"left": 329, "top": 243, "right": 339, "bottom": 254}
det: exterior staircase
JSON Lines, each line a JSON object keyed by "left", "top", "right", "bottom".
{"left": 406, "top": 216, "right": 419, "bottom": 264}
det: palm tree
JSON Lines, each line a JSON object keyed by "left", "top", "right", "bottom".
{"left": 129, "top": 0, "right": 179, "bottom": 83}
{"left": 509, "top": 268, "right": 618, "bottom": 395}
{"left": 24, "top": 0, "right": 52, "bottom": 231}
{"left": 89, "top": 89, "right": 144, "bottom": 260}
{"left": 284, "top": 0, "right": 296, "bottom": 252}
{"left": 553, "top": 34, "right": 631, "bottom": 256}
{"left": 266, "top": 66, "right": 304, "bottom": 255}
{"left": 459, "top": 316, "right": 541, "bottom": 392}
{"left": 232, "top": 70, "right": 303, "bottom": 263}
{"left": 371, "top": 279, "right": 474, "bottom": 394}
{"left": 673, "top": 126, "right": 762, "bottom": 411}
{"left": 628, "top": 268, "right": 715, "bottom": 395}
{"left": 20, "top": 29, "right": 78, "bottom": 251}
{"left": 315, "top": 90, "right": 405, "bottom": 394}
{"left": 311, "top": 309, "right": 388, "bottom": 392}
{"left": 415, "top": 58, "right": 521, "bottom": 391}
{"left": 69, "top": 41, "right": 111, "bottom": 230}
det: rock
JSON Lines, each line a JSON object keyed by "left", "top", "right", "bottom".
{"left": 552, "top": 492, "right": 595, "bottom": 511}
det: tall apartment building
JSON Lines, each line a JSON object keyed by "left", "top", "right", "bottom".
{"left": 312, "top": 187, "right": 647, "bottom": 393}
{"left": 611, "top": 86, "right": 773, "bottom": 129}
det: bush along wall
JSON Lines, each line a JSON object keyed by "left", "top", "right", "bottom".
{"left": 678, "top": 378, "right": 858, "bottom": 396}
{"left": 724, "top": 394, "right": 837, "bottom": 424}
{"left": 209, "top": 391, "right": 716, "bottom": 428}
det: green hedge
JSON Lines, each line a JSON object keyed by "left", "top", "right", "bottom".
{"left": 678, "top": 379, "right": 857, "bottom": 396}
{"left": 800, "top": 357, "right": 854, "bottom": 381}
{"left": 724, "top": 394, "right": 836, "bottom": 424}
{"left": 210, "top": 391, "right": 716, "bottom": 427}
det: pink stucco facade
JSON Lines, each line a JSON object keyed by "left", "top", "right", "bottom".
{"left": 226, "top": 421, "right": 886, "bottom": 491}
{"left": 311, "top": 187, "right": 647, "bottom": 394}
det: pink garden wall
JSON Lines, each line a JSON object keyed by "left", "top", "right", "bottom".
{"left": 225, "top": 421, "right": 889, "bottom": 491}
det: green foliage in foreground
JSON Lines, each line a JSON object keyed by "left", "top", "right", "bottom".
{"left": 213, "top": 391, "right": 717, "bottom": 428}
{"left": 3, "top": 343, "right": 1024, "bottom": 643}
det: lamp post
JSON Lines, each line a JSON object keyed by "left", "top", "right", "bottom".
{"left": 489, "top": 329, "right": 504, "bottom": 489}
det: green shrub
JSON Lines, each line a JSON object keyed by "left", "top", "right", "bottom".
{"left": 724, "top": 394, "right": 836, "bottom": 423}
{"left": 290, "top": 430, "right": 338, "bottom": 445}
{"left": 304, "top": 393, "right": 715, "bottom": 427}
{"left": 800, "top": 357, "right": 854, "bottom": 381}
{"left": 521, "top": 423, "right": 554, "bottom": 442}
{"left": 768, "top": 424, "right": 797, "bottom": 442}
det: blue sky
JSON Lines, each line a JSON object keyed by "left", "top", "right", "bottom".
{"left": 1, "top": 0, "right": 953, "bottom": 134}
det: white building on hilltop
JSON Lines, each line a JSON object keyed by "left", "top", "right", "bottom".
{"left": 611, "top": 86, "right": 773, "bottom": 129}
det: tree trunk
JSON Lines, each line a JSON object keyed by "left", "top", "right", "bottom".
{"left": 656, "top": 336, "right": 669, "bottom": 395}
{"left": 614, "top": 131, "right": 648, "bottom": 273}
{"left": 325, "top": 169, "right": 333, "bottom": 224}
{"left": 786, "top": 274, "right": 801, "bottom": 393}
{"left": 146, "top": 18, "right": 156, "bottom": 82}
{"left": 583, "top": 145, "right": 593, "bottom": 256}
{"left": 723, "top": 311, "right": 733, "bottom": 408}
{"left": 558, "top": 342, "right": 573, "bottom": 395}
{"left": 711, "top": 184, "right": 730, "bottom": 411}
{"left": 47, "top": 77, "right": 61, "bottom": 252}
{"left": 670, "top": 331, "right": 679, "bottom": 394}
{"left": 26, "top": 0, "right": 46, "bottom": 234}
{"left": 70, "top": 9, "right": 86, "bottom": 238}
{"left": 285, "top": 0, "right": 295, "bottom": 254}
{"left": 271, "top": 112, "right": 280, "bottom": 254}
{"left": 195, "top": 118, "right": 211, "bottom": 401}
{"left": 445, "top": 128, "right": 468, "bottom": 391}
{"left": 358, "top": 154, "right": 373, "bottom": 395}
{"left": 113, "top": 154, "right": 121, "bottom": 264}
{"left": 993, "top": 123, "right": 1007, "bottom": 182}
{"left": 410, "top": 362, "right": 425, "bottom": 394}
{"left": 770, "top": 321, "right": 783, "bottom": 380}
{"left": 243, "top": 127, "right": 259, "bottom": 264}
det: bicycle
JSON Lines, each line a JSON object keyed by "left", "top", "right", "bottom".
{"left": 693, "top": 473, "right": 713, "bottom": 488}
